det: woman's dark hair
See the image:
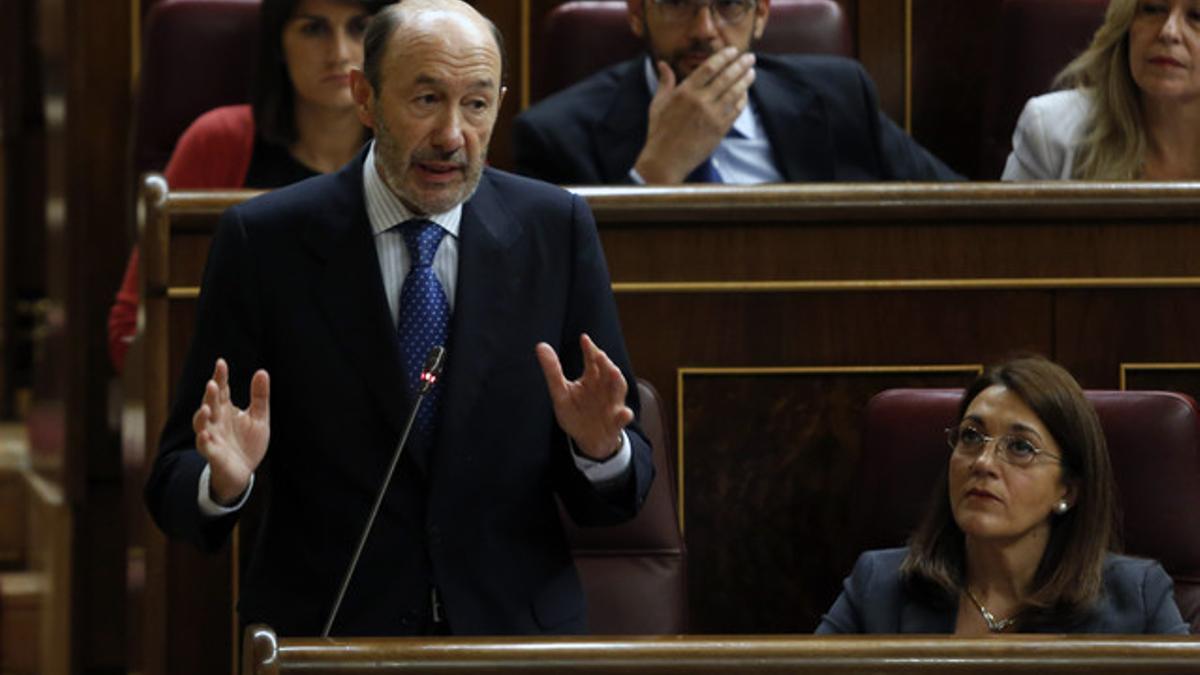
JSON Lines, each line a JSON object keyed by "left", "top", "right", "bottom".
{"left": 253, "top": 0, "right": 389, "bottom": 147}
{"left": 900, "top": 355, "right": 1119, "bottom": 628}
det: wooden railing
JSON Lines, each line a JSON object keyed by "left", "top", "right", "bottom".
{"left": 242, "top": 624, "right": 1200, "bottom": 674}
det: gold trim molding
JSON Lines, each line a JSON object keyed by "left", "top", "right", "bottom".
{"left": 165, "top": 276, "right": 1200, "bottom": 301}
{"left": 1119, "top": 362, "right": 1200, "bottom": 390}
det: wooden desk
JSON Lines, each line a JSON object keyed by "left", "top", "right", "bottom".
{"left": 241, "top": 624, "right": 1200, "bottom": 674}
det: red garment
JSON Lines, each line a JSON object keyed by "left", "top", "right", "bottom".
{"left": 109, "top": 106, "right": 256, "bottom": 372}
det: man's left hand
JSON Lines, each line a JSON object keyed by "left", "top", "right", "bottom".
{"left": 536, "top": 334, "right": 634, "bottom": 460}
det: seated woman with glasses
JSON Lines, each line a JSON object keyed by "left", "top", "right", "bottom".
{"left": 817, "top": 355, "right": 1188, "bottom": 634}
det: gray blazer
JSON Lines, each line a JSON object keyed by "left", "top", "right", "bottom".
{"left": 817, "top": 547, "right": 1190, "bottom": 634}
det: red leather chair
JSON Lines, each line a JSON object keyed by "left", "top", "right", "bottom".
{"left": 531, "top": 0, "right": 852, "bottom": 103}
{"left": 979, "top": 0, "right": 1108, "bottom": 178}
{"left": 851, "top": 388, "right": 1200, "bottom": 633}
{"left": 134, "top": 0, "right": 260, "bottom": 174}
{"left": 561, "top": 378, "right": 687, "bottom": 634}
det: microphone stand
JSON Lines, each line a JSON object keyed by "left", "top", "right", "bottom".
{"left": 321, "top": 345, "right": 446, "bottom": 638}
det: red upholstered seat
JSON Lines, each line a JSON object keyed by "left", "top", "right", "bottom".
{"left": 560, "top": 378, "right": 687, "bottom": 634}
{"left": 979, "top": 0, "right": 1108, "bottom": 178}
{"left": 852, "top": 388, "right": 1200, "bottom": 633}
{"left": 531, "top": 0, "right": 852, "bottom": 103}
{"left": 134, "top": 0, "right": 260, "bottom": 174}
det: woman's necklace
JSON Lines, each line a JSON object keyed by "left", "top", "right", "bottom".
{"left": 965, "top": 588, "right": 1017, "bottom": 633}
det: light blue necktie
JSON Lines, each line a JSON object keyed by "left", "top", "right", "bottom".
{"left": 397, "top": 219, "right": 448, "bottom": 440}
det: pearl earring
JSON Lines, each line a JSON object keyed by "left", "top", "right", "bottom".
{"left": 1054, "top": 499, "right": 1070, "bottom": 514}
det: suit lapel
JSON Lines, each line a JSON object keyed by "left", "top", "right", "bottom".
{"left": 596, "top": 60, "right": 653, "bottom": 183}
{"left": 434, "top": 172, "right": 523, "bottom": 469}
{"left": 900, "top": 595, "right": 957, "bottom": 633}
{"left": 306, "top": 154, "right": 413, "bottom": 444}
{"left": 752, "top": 63, "right": 836, "bottom": 182}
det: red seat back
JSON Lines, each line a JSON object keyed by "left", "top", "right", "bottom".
{"left": 979, "top": 0, "right": 1108, "bottom": 177}
{"left": 135, "top": 0, "right": 260, "bottom": 174}
{"left": 561, "top": 378, "right": 687, "bottom": 633}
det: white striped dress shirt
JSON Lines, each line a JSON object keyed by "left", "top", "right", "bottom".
{"left": 362, "top": 142, "right": 461, "bottom": 322}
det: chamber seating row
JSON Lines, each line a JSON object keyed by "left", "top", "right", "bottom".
{"left": 136, "top": 0, "right": 1108, "bottom": 179}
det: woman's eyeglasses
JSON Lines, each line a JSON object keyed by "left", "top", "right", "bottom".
{"left": 946, "top": 424, "right": 1063, "bottom": 467}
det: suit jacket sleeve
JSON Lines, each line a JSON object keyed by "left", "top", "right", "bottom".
{"left": 850, "top": 65, "right": 962, "bottom": 181}
{"left": 108, "top": 246, "right": 140, "bottom": 372}
{"left": 1141, "top": 561, "right": 1191, "bottom": 634}
{"left": 1001, "top": 91, "right": 1090, "bottom": 180}
{"left": 512, "top": 112, "right": 569, "bottom": 185}
{"left": 144, "top": 205, "right": 264, "bottom": 552}
{"left": 164, "top": 105, "right": 256, "bottom": 189}
{"left": 1002, "top": 95, "right": 1060, "bottom": 180}
{"left": 816, "top": 551, "right": 876, "bottom": 634}
{"left": 550, "top": 192, "right": 653, "bottom": 526}
{"left": 513, "top": 112, "right": 638, "bottom": 186}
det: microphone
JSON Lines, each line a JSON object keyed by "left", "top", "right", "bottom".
{"left": 321, "top": 345, "right": 447, "bottom": 638}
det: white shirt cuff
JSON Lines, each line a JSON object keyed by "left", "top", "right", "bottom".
{"left": 570, "top": 430, "right": 632, "bottom": 484}
{"left": 197, "top": 463, "right": 254, "bottom": 517}
{"left": 628, "top": 167, "right": 647, "bottom": 185}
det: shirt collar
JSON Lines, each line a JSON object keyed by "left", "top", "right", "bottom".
{"left": 362, "top": 141, "right": 462, "bottom": 238}
{"left": 642, "top": 56, "right": 760, "bottom": 141}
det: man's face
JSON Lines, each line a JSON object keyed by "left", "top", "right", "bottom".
{"left": 351, "top": 13, "right": 505, "bottom": 215}
{"left": 628, "top": 0, "right": 769, "bottom": 81}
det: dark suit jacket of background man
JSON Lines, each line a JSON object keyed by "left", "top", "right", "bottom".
{"left": 513, "top": 54, "right": 961, "bottom": 184}
{"left": 144, "top": 148, "right": 655, "bottom": 637}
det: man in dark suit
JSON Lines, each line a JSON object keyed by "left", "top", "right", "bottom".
{"left": 513, "top": 0, "right": 959, "bottom": 184}
{"left": 145, "top": 0, "right": 653, "bottom": 637}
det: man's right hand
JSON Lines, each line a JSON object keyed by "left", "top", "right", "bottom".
{"left": 193, "top": 358, "right": 270, "bottom": 506}
{"left": 633, "top": 46, "right": 756, "bottom": 184}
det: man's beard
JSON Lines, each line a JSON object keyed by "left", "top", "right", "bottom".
{"left": 640, "top": 15, "right": 755, "bottom": 83}
{"left": 373, "top": 109, "right": 485, "bottom": 215}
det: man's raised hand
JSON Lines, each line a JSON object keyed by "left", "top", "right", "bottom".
{"left": 536, "top": 334, "right": 634, "bottom": 460}
{"left": 193, "top": 358, "right": 270, "bottom": 505}
{"left": 633, "top": 47, "right": 756, "bottom": 184}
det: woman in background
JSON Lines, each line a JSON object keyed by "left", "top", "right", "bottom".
{"left": 108, "top": 0, "right": 383, "bottom": 371}
{"left": 1003, "top": 0, "right": 1200, "bottom": 180}
{"left": 818, "top": 356, "right": 1188, "bottom": 634}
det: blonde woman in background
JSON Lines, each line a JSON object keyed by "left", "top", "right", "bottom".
{"left": 1003, "top": 0, "right": 1200, "bottom": 180}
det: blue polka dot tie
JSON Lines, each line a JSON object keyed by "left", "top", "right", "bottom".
{"left": 397, "top": 219, "right": 448, "bottom": 441}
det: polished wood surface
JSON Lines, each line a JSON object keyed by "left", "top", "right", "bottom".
{"left": 241, "top": 624, "right": 1200, "bottom": 674}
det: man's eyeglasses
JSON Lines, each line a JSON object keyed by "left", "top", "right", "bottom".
{"left": 945, "top": 424, "right": 1063, "bottom": 468}
{"left": 651, "top": 0, "right": 757, "bottom": 25}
